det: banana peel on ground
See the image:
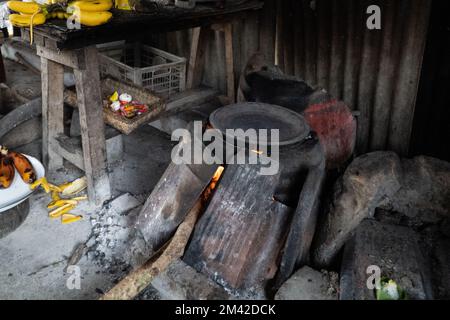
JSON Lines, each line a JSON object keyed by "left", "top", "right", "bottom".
{"left": 31, "top": 176, "right": 88, "bottom": 224}
{"left": 61, "top": 213, "right": 83, "bottom": 224}
{"left": 59, "top": 177, "right": 88, "bottom": 196}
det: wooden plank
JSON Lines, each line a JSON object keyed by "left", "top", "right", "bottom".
{"left": 36, "top": 45, "right": 85, "bottom": 70}
{"left": 50, "top": 135, "right": 85, "bottom": 170}
{"left": 41, "top": 57, "right": 64, "bottom": 170}
{"left": 73, "top": 46, "right": 111, "bottom": 205}
{"left": 274, "top": 166, "right": 326, "bottom": 289}
{"left": 186, "top": 27, "right": 209, "bottom": 89}
{"left": 224, "top": 23, "right": 235, "bottom": 102}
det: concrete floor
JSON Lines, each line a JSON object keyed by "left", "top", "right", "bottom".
{"left": 0, "top": 125, "right": 173, "bottom": 300}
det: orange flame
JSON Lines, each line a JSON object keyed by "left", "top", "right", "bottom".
{"left": 202, "top": 166, "right": 225, "bottom": 202}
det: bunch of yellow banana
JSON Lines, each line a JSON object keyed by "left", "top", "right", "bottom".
{"left": 7, "top": 0, "right": 113, "bottom": 27}
{"left": 68, "top": 0, "right": 113, "bottom": 27}
{"left": 7, "top": 1, "right": 47, "bottom": 27}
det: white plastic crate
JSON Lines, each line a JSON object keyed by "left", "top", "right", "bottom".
{"left": 97, "top": 41, "right": 186, "bottom": 99}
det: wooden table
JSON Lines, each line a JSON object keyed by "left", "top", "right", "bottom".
{"left": 20, "top": 1, "right": 263, "bottom": 205}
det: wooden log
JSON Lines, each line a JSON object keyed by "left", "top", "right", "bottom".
{"left": 135, "top": 141, "right": 218, "bottom": 252}
{"left": 274, "top": 166, "right": 326, "bottom": 289}
{"left": 101, "top": 197, "right": 204, "bottom": 300}
{"left": 73, "top": 46, "right": 111, "bottom": 205}
{"left": 41, "top": 57, "right": 64, "bottom": 170}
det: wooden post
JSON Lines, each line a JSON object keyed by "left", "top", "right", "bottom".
{"left": 41, "top": 57, "right": 64, "bottom": 170}
{"left": 223, "top": 22, "right": 235, "bottom": 103}
{"left": 197, "top": 23, "right": 235, "bottom": 104}
{"left": 73, "top": 46, "right": 111, "bottom": 205}
{"left": 186, "top": 27, "right": 208, "bottom": 89}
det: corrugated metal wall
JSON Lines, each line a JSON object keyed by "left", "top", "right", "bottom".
{"left": 155, "top": 0, "right": 431, "bottom": 157}
{"left": 271, "top": 0, "right": 431, "bottom": 156}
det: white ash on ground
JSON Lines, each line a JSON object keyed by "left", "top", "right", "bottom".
{"left": 86, "top": 193, "right": 145, "bottom": 272}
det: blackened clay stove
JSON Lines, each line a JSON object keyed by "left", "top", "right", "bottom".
{"left": 183, "top": 103, "right": 326, "bottom": 298}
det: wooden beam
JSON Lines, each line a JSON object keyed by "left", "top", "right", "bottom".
{"left": 36, "top": 45, "right": 85, "bottom": 70}
{"left": 223, "top": 22, "right": 235, "bottom": 103}
{"left": 186, "top": 27, "right": 209, "bottom": 89}
{"left": 50, "top": 135, "right": 85, "bottom": 171}
{"left": 40, "top": 57, "right": 64, "bottom": 171}
{"left": 73, "top": 46, "right": 111, "bottom": 205}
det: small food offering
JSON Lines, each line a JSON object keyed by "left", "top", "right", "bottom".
{"left": 0, "top": 145, "right": 36, "bottom": 189}
{"left": 107, "top": 90, "right": 149, "bottom": 119}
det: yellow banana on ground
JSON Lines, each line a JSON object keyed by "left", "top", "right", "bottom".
{"left": 61, "top": 214, "right": 83, "bottom": 224}
{"left": 47, "top": 199, "right": 79, "bottom": 210}
{"left": 58, "top": 177, "right": 87, "bottom": 196}
{"left": 30, "top": 177, "right": 52, "bottom": 193}
{"left": 49, "top": 203, "right": 75, "bottom": 218}
{"left": 69, "top": 0, "right": 113, "bottom": 12}
{"left": 51, "top": 190, "right": 61, "bottom": 201}
{"left": 7, "top": 1, "right": 41, "bottom": 15}
{"left": 9, "top": 13, "right": 46, "bottom": 27}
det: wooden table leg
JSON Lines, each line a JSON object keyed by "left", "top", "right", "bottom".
{"left": 73, "top": 46, "right": 111, "bottom": 205}
{"left": 41, "top": 57, "right": 64, "bottom": 170}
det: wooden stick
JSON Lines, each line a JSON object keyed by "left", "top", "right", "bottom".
{"left": 101, "top": 200, "right": 203, "bottom": 300}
